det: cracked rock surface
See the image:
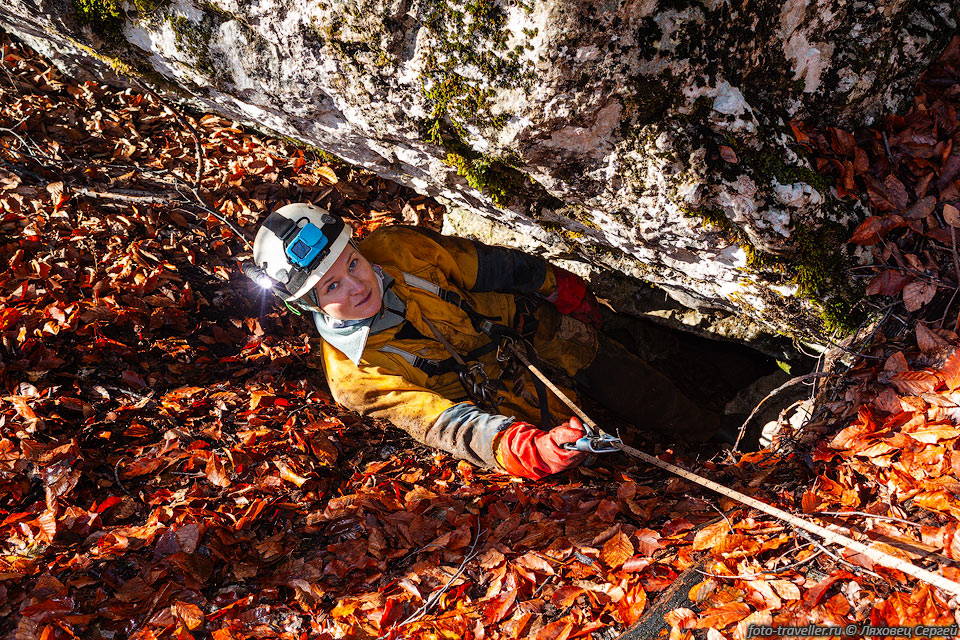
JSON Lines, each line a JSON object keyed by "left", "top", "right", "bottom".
{"left": 1, "top": 0, "right": 956, "bottom": 340}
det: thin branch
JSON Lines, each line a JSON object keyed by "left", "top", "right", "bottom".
{"left": 846, "top": 264, "right": 955, "bottom": 288}
{"left": 73, "top": 187, "right": 175, "bottom": 204}
{"left": 696, "top": 547, "right": 824, "bottom": 580}
{"left": 706, "top": 501, "right": 734, "bottom": 533}
{"left": 797, "top": 530, "right": 885, "bottom": 582}
{"left": 817, "top": 510, "right": 926, "bottom": 528}
{"left": 734, "top": 372, "right": 831, "bottom": 451}
{"left": 385, "top": 527, "right": 483, "bottom": 637}
{"left": 176, "top": 182, "right": 254, "bottom": 249}
{"left": 113, "top": 456, "right": 134, "bottom": 498}
{"left": 0, "top": 156, "right": 45, "bottom": 182}
{"left": 882, "top": 131, "right": 895, "bottom": 164}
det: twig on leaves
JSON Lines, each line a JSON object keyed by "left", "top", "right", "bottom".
{"left": 882, "top": 131, "right": 894, "bottom": 164}
{"left": 0, "top": 156, "right": 45, "bottom": 182}
{"left": 113, "top": 456, "right": 134, "bottom": 499}
{"left": 385, "top": 526, "right": 483, "bottom": 637}
{"left": 0, "top": 43, "right": 18, "bottom": 88}
{"left": 796, "top": 530, "right": 885, "bottom": 582}
{"left": 0, "top": 122, "right": 52, "bottom": 162}
{"left": 818, "top": 510, "right": 925, "bottom": 528}
{"left": 174, "top": 182, "right": 254, "bottom": 250}
{"left": 734, "top": 372, "right": 831, "bottom": 451}
{"left": 73, "top": 187, "right": 174, "bottom": 204}
{"left": 706, "top": 501, "right": 734, "bottom": 533}
{"left": 530, "top": 573, "right": 555, "bottom": 600}
{"left": 696, "top": 547, "right": 824, "bottom": 580}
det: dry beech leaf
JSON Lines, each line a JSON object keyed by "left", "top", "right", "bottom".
{"left": 694, "top": 602, "right": 752, "bottom": 630}
{"left": 735, "top": 611, "right": 773, "bottom": 640}
{"left": 905, "top": 195, "right": 937, "bottom": 219}
{"left": 692, "top": 521, "right": 729, "bottom": 550}
{"left": 906, "top": 427, "right": 960, "bottom": 444}
{"left": 551, "top": 585, "right": 585, "bottom": 608}
{"left": 483, "top": 588, "right": 517, "bottom": 625}
{"left": 884, "top": 351, "right": 910, "bottom": 372}
{"left": 902, "top": 279, "right": 937, "bottom": 312}
{"left": 769, "top": 580, "right": 801, "bottom": 600}
{"left": 317, "top": 165, "right": 339, "bottom": 184}
{"left": 801, "top": 491, "right": 820, "bottom": 513}
{"left": 688, "top": 578, "right": 717, "bottom": 603}
{"left": 634, "top": 528, "right": 663, "bottom": 555}
{"left": 601, "top": 531, "right": 634, "bottom": 568}
{"left": 45, "top": 181, "right": 63, "bottom": 201}
{"left": 275, "top": 460, "right": 308, "bottom": 487}
{"left": 707, "top": 628, "right": 730, "bottom": 640}
{"left": 172, "top": 602, "right": 204, "bottom": 630}
{"left": 916, "top": 322, "right": 950, "bottom": 353}
{"left": 944, "top": 203, "right": 960, "bottom": 227}
{"left": 940, "top": 349, "right": 960, "bottom": 390}
{"left": 665, "top": 607, "right": 697, "bottom": 629}
{"left": 889, "top": 370, "right": 939, "bottom": 395}
{"left": 514, "top": 552, "right": 555, "bottom": 575}
{"left": 849, "top": 215, "right": 904, "bottom": 245}
{"left": 204, "top": 454, "right": 232, "bottom": 488}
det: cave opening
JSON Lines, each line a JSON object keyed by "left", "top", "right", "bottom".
{"left": 596, "top": 306, "right": 818, "bottom": 449}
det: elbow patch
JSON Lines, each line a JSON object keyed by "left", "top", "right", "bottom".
{"left": 473, "top": 244, "right": 547, "bottom": 294}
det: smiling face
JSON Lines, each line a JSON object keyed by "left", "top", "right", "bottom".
{"left": 312, "top": 246, "right": 382, "bottom": 320}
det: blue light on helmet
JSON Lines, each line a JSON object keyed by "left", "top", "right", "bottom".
{"left": 284, "top": 222, "right": 329, "bottom": 269}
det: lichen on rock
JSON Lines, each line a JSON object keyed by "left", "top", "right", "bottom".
{"left": 3, "top": 0, "right": 956, "bottom": 343}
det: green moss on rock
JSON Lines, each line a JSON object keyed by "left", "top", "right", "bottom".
{"left": 443, "top": 151, "right": 527, "bottom": 208}
{"left": 680, "top": 204, "right": 860, "bottom": 337}
{"left": 419, "top": 0, "right": 534, "bottom": 140}
{"left": 73, "top": 0, "right": 125, "bottom": 44}
{"left": 168, "top": 15, "right": 214, "bottom": 74}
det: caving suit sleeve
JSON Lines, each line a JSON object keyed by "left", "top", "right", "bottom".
{"left": 322, "top": 342, "right": 512, "bottom": 469}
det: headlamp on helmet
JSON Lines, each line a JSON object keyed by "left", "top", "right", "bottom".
{"left": 250, "top": 204, "right": 351, "bottom": 301}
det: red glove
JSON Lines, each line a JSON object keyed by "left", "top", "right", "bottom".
{"left": 497, "top": 417, "right": 588, "bottom": 480}
{"left": 549, "top": 268, "right": 602, "bottom": 329}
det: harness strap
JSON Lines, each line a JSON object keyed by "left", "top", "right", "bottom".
{"left": 402, "top": 273, "right": 499, "bottom": 335}
{"left": 379, "top": 342, "right": 500, "bottom": 378}
{"left": 379, "top": 270, "right": 553, "bottom": 425}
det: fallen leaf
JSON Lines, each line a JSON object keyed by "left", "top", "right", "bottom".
{"left": 601, "top": 531, "right": 634, "bottom": 569}
{"left": 693, "top": 521, "right": 729, "bottom": 551}
{"left": 694, "top": 602, "right": 751, "bottom": 630}
{"left": 903, "top": 280, "right": 937, "bottom": 312}
{"left": 944, "top": 203, "right": 960, "bottom": 227}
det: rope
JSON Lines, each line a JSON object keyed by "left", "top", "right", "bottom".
{"left": 507, "top": 345, "right": 960, "bottom": 598}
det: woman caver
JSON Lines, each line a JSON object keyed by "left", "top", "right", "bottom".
{"left": 248, "top": 203, "right": 722, "bottom": 479}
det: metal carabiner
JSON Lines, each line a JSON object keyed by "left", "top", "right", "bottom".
{"left": 459, "top": 363, "right": 500, "bottom": 414}
{"left": 496, "top": 336, "right": 515, "bottom": 365}
{"left": 563, "top": 433, "right": 623, "bottom": 454}
{"left": 561, "top": 418, "right": 623, "bottom": 454}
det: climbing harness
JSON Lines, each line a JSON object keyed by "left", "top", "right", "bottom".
{"left": 381, "top": 273, "right": 557, "bottom": 426}
{"left": 419, "top": 315, "right": 501, "bottom": 414}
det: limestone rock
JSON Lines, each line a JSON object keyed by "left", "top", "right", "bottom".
{"left": 2, "top": 0, "right": 956, "bottom": 340}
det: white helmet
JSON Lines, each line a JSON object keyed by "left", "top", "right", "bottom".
{"left": 251, "top": 203, "right": 351, "bottom": 300}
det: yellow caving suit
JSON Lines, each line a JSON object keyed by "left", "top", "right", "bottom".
{"left": 315, "top": 226, "right": 597, "bottom": 469}
{"left": 314, "top": 226, "right": 718, "bottom": 469}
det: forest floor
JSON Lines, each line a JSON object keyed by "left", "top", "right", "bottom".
{"left": 2, "top": 29, "right": 960, "bottom": 640}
